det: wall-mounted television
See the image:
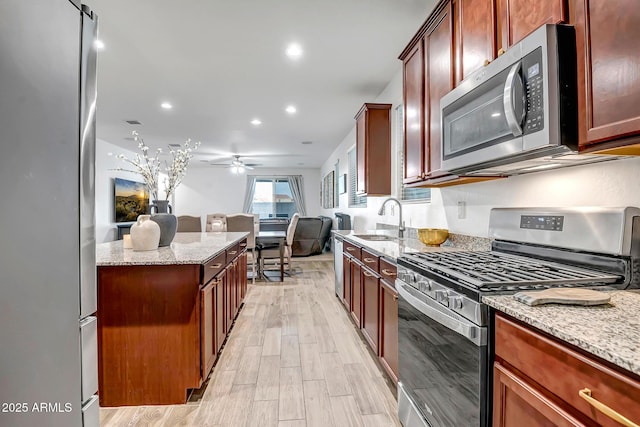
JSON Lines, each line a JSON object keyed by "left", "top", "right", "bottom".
{"left": 114, "top": 177, "right": 149, "bottom": 223}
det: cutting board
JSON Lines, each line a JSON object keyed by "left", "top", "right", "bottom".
{"left": 514, "top": 288, "right": 611, "bottom": 306}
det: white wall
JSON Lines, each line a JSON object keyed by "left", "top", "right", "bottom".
{"left": 319, "top": 66, "right": 640, "bottom": 237}
{"left": 96, "top": 138, "right": 321, "bottom": 242}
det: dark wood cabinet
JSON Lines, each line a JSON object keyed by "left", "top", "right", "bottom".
{"left": 425, "top": 2, "right": 454, "bottom": 178}
{"left": 572, "top": 0, "right": 640, "bottom": 153}
{"left": 355, "top": 103, "right": 392, "bottom": 196}
{"left": 494, "top": 313, "right": 640, "bottom": 427}
{"left": 350, "top": 260, "right": 362, "bottom": 327}
{"left": 214, "top": 274, "right": 226, "bottom": 355}
{"left": 454, "top": 0, "right": 496, "bottom": 83}
{"left": 379, "top": 274, "right": 398, "bottom": 384}
{"left": 200, "top": 280, "right": 215, "bottom": 379}
{"left": 496, "top": 0, "right": 566, "bottom": 51}
{"left": 342, "top": 253, "right": 352, "bottom": 310}
{"left": 402, "top": 41, "right": 425, "bottom": 184}
{"left": 361, "top": 266, "right": 380, "bottom": 353}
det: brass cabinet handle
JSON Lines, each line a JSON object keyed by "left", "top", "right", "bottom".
{"left": 578, "top": 388, "right": 639, "bottom": 427}
{"left": 362, "top": 270, "right": 375, "bottom": 277}
{"left": 228, "top": 250, "right": 237, "bottom": 255}
{"left": 363, "top": 257, "right": 376, "bottom": 264}
{"left": 240, "top": 243, "right": 247, "bottom": 247}
{"left": 346, "top": 247, "right": 356, "bottom": 252}
{"left": 393, "top": 294, "right": 398, "bottom": 300}
{"left": 381, "top": 268, "right": 397, "bottom": 277}
{"left": 483, "top": 59, "right": 491, "bottom": 66}
{"left": 498, "top": 48, "right": 505, "bottom": 56}
{"left": 209, "top": 263, "right": 222, "bottom": 269}
{"left": 416, "top": 175, "right": 421, "bottom": 179}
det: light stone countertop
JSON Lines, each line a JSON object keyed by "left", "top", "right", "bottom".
{"left": 483, "top": 290, "right": 640, "bottom": 376}
{"left": 332, "top": 229, "right": 491, "bottom": 261}
{"left": 96, "top": 232, "right": 248, "bottom": 266}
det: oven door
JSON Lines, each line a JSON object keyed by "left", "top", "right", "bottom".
{"left": 397, "top": 281, "right": 489, "bottom": 427}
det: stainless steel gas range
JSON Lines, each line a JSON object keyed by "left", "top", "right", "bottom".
{"left": 396, "top": 207, "right": 640, "bottom": 427}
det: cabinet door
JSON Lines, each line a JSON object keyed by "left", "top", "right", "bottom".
{"left": 200, "top": 281, "right": 215, "bottom": 379}
{"left": 351, "top": 261, "right": 362, "bottom": 327}
{"left": 455, "top": 0, "right": 496, "bottom": 83}
{"left": 379, "top": 279, "right": 398, "bottom": 384}
{"left": 493, "top": 362, "right": 587, "bottom": 427}
{"left": 497, "top": 0, "right": 566, "bottom": 51}
{"left": 402, "top": 41, "right": 425, "bottom": 184}
{"left": 356, "top": 112, "right": 367, "bottom": 194}
{"left": 343, "top": 254, "right": 352, "bottom": 310}
{"left": 425, "top": 3, "right": 454, "bottom": 178}
{"left": 215, "top": 275, "right": 226, "bottom": 354}
{"left": 361, "top": 267, "right": 380, "bottom": 353}
{"left": 573, "top": 0, "right": 640, "bottom": 148}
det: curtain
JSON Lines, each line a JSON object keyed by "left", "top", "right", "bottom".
{"left": 287, "top": 175, "right": 306, "bottom": 216}
{"left": 242, "top": 176, "right": 257, "bottom": 213}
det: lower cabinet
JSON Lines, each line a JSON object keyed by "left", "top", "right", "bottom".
{"left": 340, "top": 240, "right": 398, "bottom": 386}
{"left": 494, "top": 313, "right": 640, "bottom": 427}
{"left": 200, "top": 280, "right": 216, "bottom": 379}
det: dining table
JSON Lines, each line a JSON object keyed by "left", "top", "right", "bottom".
{"left": 255, "top": 230, "right": 287, "bottom": 282}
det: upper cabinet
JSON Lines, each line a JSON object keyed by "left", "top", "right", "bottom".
{"left": 402, "top": 42, "right": 425, "bottom": 184}
{"left": 572, "top": 0, "right": 640, "bottom": 153}
{"left": 496, "top": 0, "right": 567, "bottom": 51}
{"left": 455, "top": 0, "right": 496, "bottom": 83}
{"left": 355, "top": 103, "right": 392, "bottom": 196}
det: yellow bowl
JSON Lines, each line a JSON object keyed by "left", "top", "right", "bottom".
{"left": 417, "top": 228, "right": 449, "bottom": 246}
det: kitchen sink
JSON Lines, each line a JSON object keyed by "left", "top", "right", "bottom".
{"left": 353, "top": 234, "right": 396, "bottom": 241}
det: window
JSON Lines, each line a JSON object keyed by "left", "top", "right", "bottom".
{"left": 348, "top": 148, "right": 367, "bottom": 207}
{"left": 250, "top": 178, "right": 296, "bottom": 219}
{"left": 396, "top": 104, "right": 431, "bottom": 202}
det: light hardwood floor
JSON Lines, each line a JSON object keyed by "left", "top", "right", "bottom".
{"left": 99, "top": 260, "right": 401, "bottom": 427}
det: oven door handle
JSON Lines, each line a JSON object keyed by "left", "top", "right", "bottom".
{"left": 397, "top": 282, "right": 487, "bottom": 346}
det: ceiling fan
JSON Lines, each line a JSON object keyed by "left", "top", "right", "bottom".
{"left": 208, "top": 155, "right": 259, "bottom": 173}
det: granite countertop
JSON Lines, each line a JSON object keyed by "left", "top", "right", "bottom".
{"left": 483, "top": 290, "right": 640, "bottom": 376}
{"left": 96, "top": 232, "right": 248, "bottom": 266}
{"left": 332, "top": 229, "right": 491, "bottom": 261}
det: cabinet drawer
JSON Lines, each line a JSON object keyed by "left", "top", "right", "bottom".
{"left": 495, "top": 314, "right": 640, "bottom": 427}
{"left": 238, "top": 238, "right": 248, "bottom": 252}
{"left": 226, "top": 243, "right": 240, "bottom": 263}
{"left": 379, "top": 258, "right": 397, "bottom": 285}
{"left": 361, "top": 248, "right": 379, "bottom": 273}
{"left": 344, "top": 241, "right": 362, "bottom": 260}
{"left": 202, "top": 251, "right": 226, "bottom": 284}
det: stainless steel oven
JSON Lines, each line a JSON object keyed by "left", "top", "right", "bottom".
{"left": 396, "top": 207, "right": 640, "bottom": 427}
{"left": 397, "top": 281, "right": 489, "bottom": 427}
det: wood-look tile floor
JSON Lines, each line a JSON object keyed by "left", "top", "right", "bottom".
{"left": 99, "top": 260, "right": 400, "bottom": 427}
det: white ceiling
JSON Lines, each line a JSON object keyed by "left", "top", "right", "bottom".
{"left": 85, "top": 0, "right": 436, "bottom": 169}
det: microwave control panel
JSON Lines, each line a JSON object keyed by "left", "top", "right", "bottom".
{"left": 522, "top": 47, "right": 544, "bottom": 134}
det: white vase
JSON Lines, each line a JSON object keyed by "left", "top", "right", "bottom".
{"left": 130, "top": 215, "right": 160, "bottom": 251}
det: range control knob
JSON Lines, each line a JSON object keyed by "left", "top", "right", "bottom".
{"left": 418, "top": 280, "right": 432, "bottom": 293}
{"left": 434, "top": 290, "right": 449, "bottom": 305}
{"left": 450, "top": 296, "right": 463, "bottom": 310}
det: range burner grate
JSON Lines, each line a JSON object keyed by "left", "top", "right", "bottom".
{"left": 404, "top": 251, "right": 621, "bottom": 289}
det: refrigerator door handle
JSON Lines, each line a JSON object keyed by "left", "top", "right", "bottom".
{"left": 79, "top": 10, "right": 98, "bottom": 319}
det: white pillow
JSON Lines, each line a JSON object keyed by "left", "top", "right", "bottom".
{"left": 209, "top": 219, "right": 225, "bottom": 232}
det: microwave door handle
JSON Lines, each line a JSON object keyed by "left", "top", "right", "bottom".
{"left": 503, "top": 62, "right": 524, "bottom": 136}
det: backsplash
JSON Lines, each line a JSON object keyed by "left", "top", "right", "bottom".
{"left": 375, "top": 223, "right": 492, "bottom": 251}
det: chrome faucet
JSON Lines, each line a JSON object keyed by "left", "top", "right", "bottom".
{"left": 378, "top": 197, "right": 405, "bottom": 238}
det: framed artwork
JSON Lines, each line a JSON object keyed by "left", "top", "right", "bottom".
{"left": 322, "top": 171, "right": 335, "bottom": 209}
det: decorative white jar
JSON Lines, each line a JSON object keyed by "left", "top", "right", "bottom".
{"left": 130, "top": 215, "right": 160, "bottom": 251}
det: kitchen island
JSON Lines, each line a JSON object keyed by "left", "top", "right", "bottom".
{"left": 96, "top": 232, "right": 249, "bottom": 406}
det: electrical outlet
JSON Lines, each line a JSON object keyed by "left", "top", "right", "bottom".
{"left": 457, "top": 201, "right": 466, "bottom": 219}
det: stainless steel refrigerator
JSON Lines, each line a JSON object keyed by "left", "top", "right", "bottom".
{"left": 0, "top": 1, "right": 99, "bottom": 426}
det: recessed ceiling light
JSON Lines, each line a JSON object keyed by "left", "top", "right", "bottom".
{"left": 285, "top": 105, "right": 297, "bottom": 114}
{"left": 251, "top": 119, "right": 262, "bottom": 125}
{"left": 161, "top": 102, "right": 172, "bottom": 109}
{"left": 285, "top": 43, "right": 303, "bottom": 59}
{"left": 301, "top": 140, "right": 312, "bottom": 145}
{"left": 95, "top": 40, "right": 105, "bottom": 50}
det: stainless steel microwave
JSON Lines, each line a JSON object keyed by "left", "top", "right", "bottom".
{"left": 439, "top": 24, "right": 606, "bottom": 175}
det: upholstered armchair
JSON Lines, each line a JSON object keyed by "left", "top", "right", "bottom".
{"left": 176, "top": 215, "right": 202, "bottom": 232}
{"left": 205, "top": 213, "right": 227, "bottom": 232}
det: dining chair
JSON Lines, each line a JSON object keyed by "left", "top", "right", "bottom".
{"left": 205, "top": 213, "right": 227, "bottom": 231}
{"left": 226, "top": 213, "right": 257, "bottom": 284}
{"left": 176, "top": 215, "right": 202, "bottom": 232}
{"left": 259, "top": 213, "right": 299, "bottom": 275}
